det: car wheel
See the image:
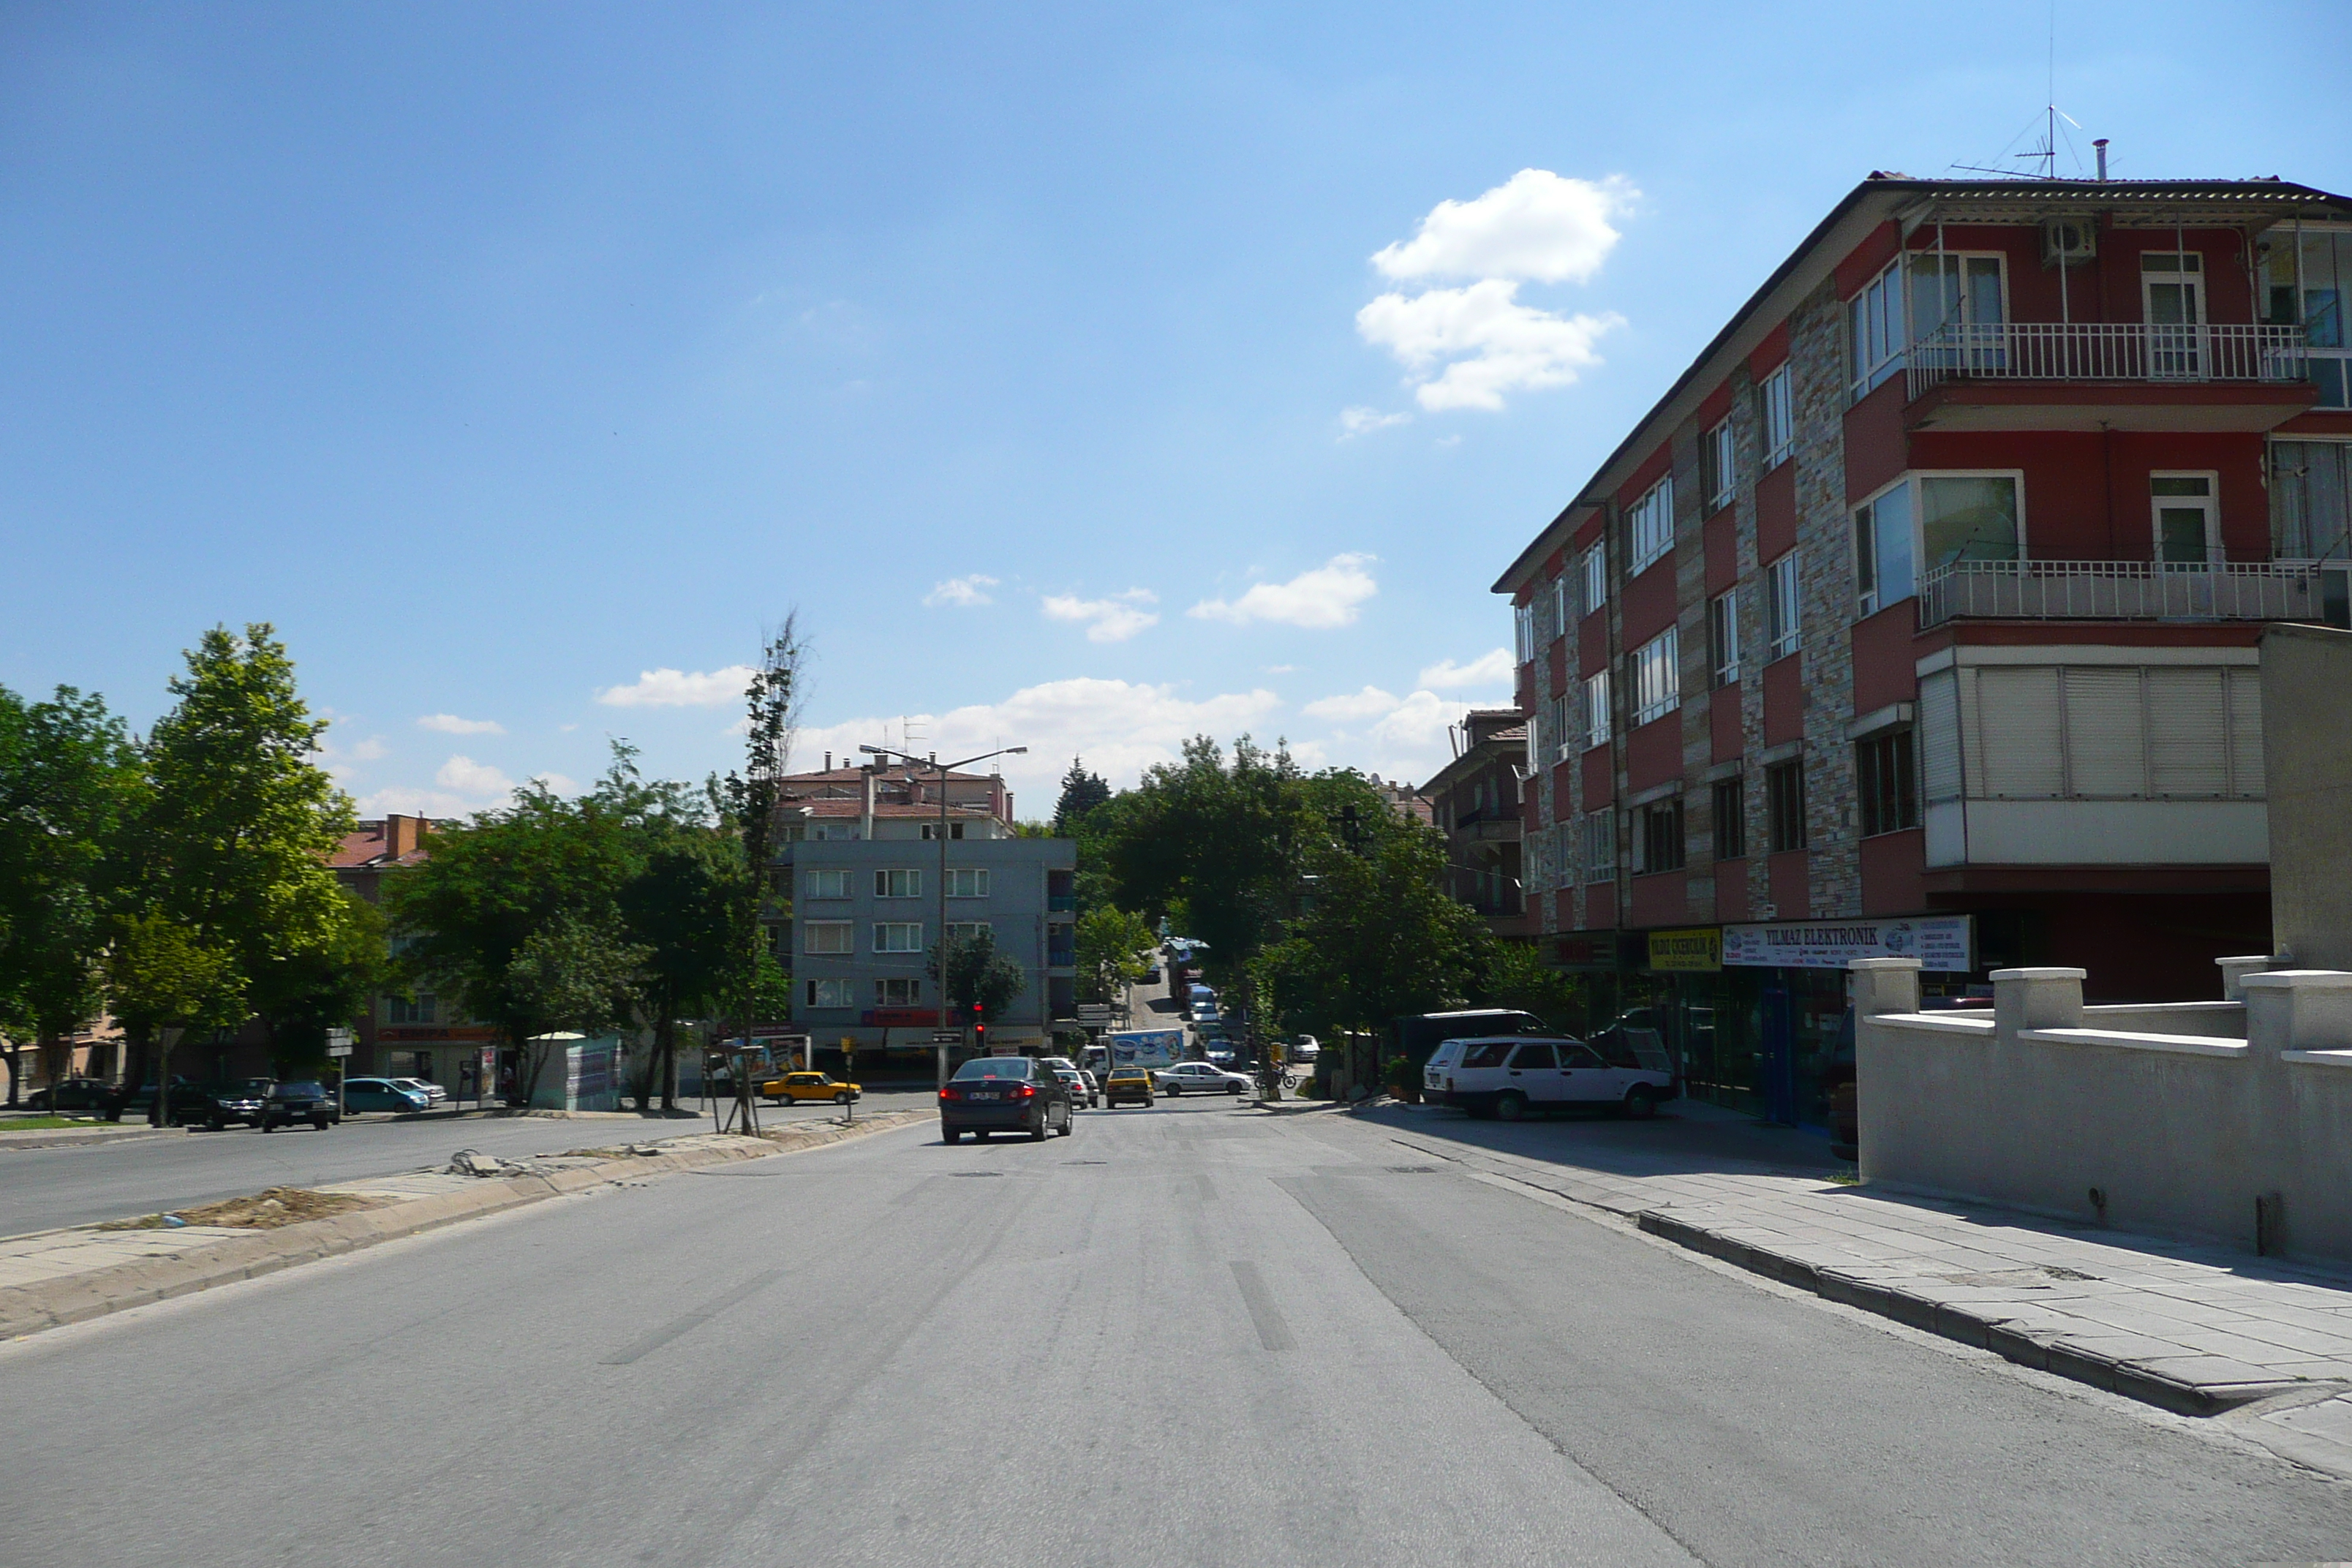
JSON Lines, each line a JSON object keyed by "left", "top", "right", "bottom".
{"left": 1622, "top": 1086, "right": 1658, "bottom": 1120}
{"left": 1057, "top": 1112, "right": 1074, "bottom": 1137}
{"left": 973, "top": 1130, "right": 990, "bottom": 1142}
{"left": 835, "top": 1091, "right": 852, "bottom": 1104}
{"left": 260, "top": 1119, "right": 276, "bottom": 1133}
{"left": 1030, "top": 1117, "right": 1048, "bottom": 1142}
{"left": 205, "top": 1117, "right": 224, "bottom": 1132}
{"left": 1496, "top": 1090, "right": 1528, "bottom": 1123}
{"left": 943, "top": 1128, "right": 961, "bottom": 1145}
{"left": 1228, "top": 1083, "right": 1243, "bottom": 1096}
{"left": 312, "top": 1116, "right": 330, "bottom": 1131}
{"left": 1165, "top": 1084, "right": 1180, "bottom": 1097}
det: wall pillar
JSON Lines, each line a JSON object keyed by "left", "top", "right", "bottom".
{"left": 2242, "top": 970, "right": 2352, "bottom": 1052}
{"left": 2217, "top": 954, "right": 2289, "bottom": 1003}
{"left": 1992, "top": 966, "right": 2085, "bottom": 1036}
{"left": 1849, "top": 957, "right": 1921, "bottom": 1017}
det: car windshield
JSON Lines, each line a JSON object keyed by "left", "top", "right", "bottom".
{"left": 276, "top": 1082, "right": 327, "bottom": 1098}
{"left": 952, "top": 1058, "right": 1031, "bottom": 1081}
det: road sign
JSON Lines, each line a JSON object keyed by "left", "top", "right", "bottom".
{"left": 930, "top": 1030, "right": 962, "bottom": 1044}
{"left": 326, "top": 1044, "right": 353, "bottom": 1058}
{"left": 1074, "top": 1005, "right": 1112, "bottom": 1025}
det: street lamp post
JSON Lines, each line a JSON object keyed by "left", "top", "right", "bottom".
{"left": 858, "top": 743, "right": 1025, "bottom": 1089}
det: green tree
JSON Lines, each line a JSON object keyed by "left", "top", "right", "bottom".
{"left": 1074, "top": 904, "right": 1154, "bottom": 1004}
{"left": 132, "top": 625, "right": 369, "bottom": 1083}
{"left": 503, "top": 911, "right": 651, "bottom": 1103}
{"left": 617, "top": 834, "right": 741, "bottom": 1110}
{"left": 1051, "top": 756, "right": 1111, "bottom": 836}
{"left": 929, "top": 926, "right": 1025, "bottom": 1028}
{"left": 717, "top": 617, "right": 804, "bottom": 1065}
{"left": 106, "top": 911, "right": 246, "bottom": 1124}
{"left": 0, "top": 685, "right": 143, "bottom": 1105}
{"left": 1251, "top": 814, "right": 1488, "bottom": 1049}
{"left": 1470, "top": 938, "right": 1588, "bottom": 1035}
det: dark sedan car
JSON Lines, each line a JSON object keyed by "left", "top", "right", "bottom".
{"left": 25, "top": 1078, "right": 112, "bottom": 1112}
{"left": 938, "top": 1055, "right": 1073, "bottom": 1144}
{"left": 260, "top": 1081, "right": 342, "bottom": 1132}
{"left": 203, "top": 1080, "right": 274, "bottom": 1130}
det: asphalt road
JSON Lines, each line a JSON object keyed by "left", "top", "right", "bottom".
{"left": 0, "top": 1090, "right": 939, "bottom": 1235}
{"left": 1, "top": 1098, "right": 2346, "bottom": 1567}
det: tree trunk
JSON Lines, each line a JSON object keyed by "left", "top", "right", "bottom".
{"left": 1, "top": 1043, "right": 18, "bottom": 1108}
{"left": 653, "top": 1015, "right": 676, "bottom": 1113}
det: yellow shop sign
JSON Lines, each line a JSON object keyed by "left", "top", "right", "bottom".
{"left": 1647, "top": 928, "right": 1722, "bottom": 972}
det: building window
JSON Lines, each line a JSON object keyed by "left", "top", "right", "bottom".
{"left": 1582, "top": 810, "right": 1616, "bottom": 883}
{"left": 872, "top": 921, "right": 924, "bottom": 953}
{"left": 1627, "top": 475, "right": 1675, "bottom": 575}
{"left": 1765, "top": 760, "right": 1807, "bottom": 853}
{"left": 1583, "top": 669, "right": 1613, "bottom": 747}
{"left": 804, "top": 869, "right": 852, "bottom": 900}
{"left": 387, "top": 994, "right": 436, "bottom": 1025}
{"left": 1581, "top": 543, "right": 1607, "bottom": 614}
{"left": 807, "top": 821, "right": 857, "bottom": 841}
{"left": 1918, "top": 474, "right": 2021, "bottom": 570}
{"left": 1857, "top": 731, "right": 1918, "bottom": 837}
{"left": 1760, "top": 366, "right": 1793, "bottom": 469}
{"left": 803, "top": 921, "right": 853, "bottom": 956}
{"left": 2261, "top": 230, "right": 2352, "bottom": 408}
{"left": 1765, "top": 553, "right": 1800, "bottom": 660}
{"left": 1702, "top": 421, "right": 1735, "bottom": 513}
{"left": 1712, "top": 777, "right": 1746, "bottom": 860}
{"left": 1848, "top": 260, "right": 1904, "bottom": 399}
{"left": 944, "top": 921, "right": 990, "bottom": 946}
{"left": 875, "top": 977, "right": 921, "bottom": 1007}
{"left": 1632, "top": 796, "right": 1685, "bottom": 875}
{"left": 1515, "top": 600, "right": 1536, "bottom": 663}
{"left": 2152, "top": 473, "right": 2219, "bottom": 568}
{"left": 1550, "top": 576, "right": 1569, "bottom": 641}
{"left": 1854, "top": 478, "right": 1914, "bottom": 617}
{"left": 920, "top": 821, "right": 968, "bottom": 840}
{"left": 1708, "top": 590, "right": 1741, "bottom": 687}
{"left": 2269, "top": 440, "right": 2352, "bottom": 559}
{"left": 804, "top": 979, "right": 855, "bottom": 1009}
{"left": 875, "top": 869, "right": 921, "bottom": 898}
{"left": 1629, "top": 627, "right": 1679, "bottom": 728}
{"left": 946, "top": 867, "right": 990, "bottom": 897}
{"left": 1907, "top": 252, "right": 2006, "bottom": 366}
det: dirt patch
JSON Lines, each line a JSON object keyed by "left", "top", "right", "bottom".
{"left": 94, "top": 1187, "right": 393, "bottom": 1231}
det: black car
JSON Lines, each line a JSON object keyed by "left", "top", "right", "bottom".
{"left": 25, "top": 1078, "right": 112, "bottom": 1112}
{"left": 938, "top": 1055, "right": 1074, "bottom": 1144}
{"left": 260, "top": 1081, "right": 341, "bottom": 1132}
{"left": 203, "top": 1080, "right": 274, "bottom": 1131}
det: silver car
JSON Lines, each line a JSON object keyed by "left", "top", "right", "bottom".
{"left": 1055, "top": 1068, "right": 1098, "bottom": 1109}
{"left": 1154, "top": 1061, "right": 1251, "bottom": 1096}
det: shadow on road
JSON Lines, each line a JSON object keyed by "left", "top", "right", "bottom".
{"left": 1350, "top": 1099, "right": 1844, "bottom": 1183}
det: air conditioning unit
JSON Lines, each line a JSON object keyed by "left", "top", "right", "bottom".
{"left": 2041, "top": 219, "right": 2097, "bottom": 266}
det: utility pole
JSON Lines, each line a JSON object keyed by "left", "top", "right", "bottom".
{"left": 859, "top": 742, "right": 1027, "bottom": 1088}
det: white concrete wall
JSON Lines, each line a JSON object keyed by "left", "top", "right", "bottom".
{"left": 1853, "top": 959, "right": 2352, "bottom": 1262}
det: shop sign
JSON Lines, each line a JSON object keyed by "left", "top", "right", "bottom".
{"left": 1722, "top": 916, "right": 1973, "bottom": 973}
{"left": 862, "top": 1007, "right": 941, "bottom": 1027}
{"left": 1646, "top": 928, "right": 1722, "bottom": 972}
{"left": 1556, "top": 934, "right": 1617, "bottom": 970}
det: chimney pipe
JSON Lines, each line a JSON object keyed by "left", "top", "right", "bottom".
{"left": 860, "top": 766, "right": 875, "bottom": 841}
{"left": 2093, "top": 138, "right": 2108, "bottom": 181}
{"left": 824, "top": 750, "right": 832, "bottom": 772}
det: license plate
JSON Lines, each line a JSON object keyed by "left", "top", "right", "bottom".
{"left": 969, "top": 1091, "right": 998, "bottom": 1101}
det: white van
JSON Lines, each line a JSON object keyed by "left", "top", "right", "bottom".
{"left": 1422, "top": 1034, "right": 1676, "bottom": 1121}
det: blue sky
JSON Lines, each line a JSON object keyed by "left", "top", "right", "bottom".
{"left": 4, "top": 1, "right": 2346, "bottom": 814}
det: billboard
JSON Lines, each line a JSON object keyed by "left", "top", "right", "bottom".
{"left": 1106, "top": 1029, "right": 1184, "bottom": 1069}
{"left": 1722, "top": 916, "right": 1974, "bottom": 973}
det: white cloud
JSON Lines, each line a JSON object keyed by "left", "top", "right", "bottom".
{"left": 1373, "top": 170, "right": 1636, "bottom": 284}
{"left": 1302, "top": 685, "right": 1401, "bottom": 722}
{"left": 436, "top": 755, "right": 515, "bottom": 797}
{"left": 595, "top": 665, "right": 755, "bottom": 708}
{"left": 1357, "top": 282, "right": 1624, "bottom": 412}
{"left": 1189, "top": 554, "right": 1377, "bottom": 630}
{"left": 1041, "top": 589, "right": 1158, "bottom": 644}
{"left": 1338, "top": 406, "right": 1411, "bottom": 440}
{"left": 795, "top": 678, "right": 1286, "bottom": 798}
{"left": 417, "top": 713, "right": 505, "bottom": 736}
{"left": 1418, "top": 648, "right": 1515, "bottom": 690}
{"left": 924, "top": 574, "right": 999, "bottom": 608}
{"left": 1262, "top": 665, "right": 1296, "bottom": 675}
{"left": 343, "top": 736, "right": 388, "bottom": 762}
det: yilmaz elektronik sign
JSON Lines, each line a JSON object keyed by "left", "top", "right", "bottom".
{"left": 1722, "top": 916, "right": 1973, "bottom": 973}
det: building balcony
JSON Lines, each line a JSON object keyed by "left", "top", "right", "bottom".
{"left": 1903, "top": 322, "right": 2322, "bottom": 431}
{"left": 1917, "top": 559, "right": 2347, "bottom": 630}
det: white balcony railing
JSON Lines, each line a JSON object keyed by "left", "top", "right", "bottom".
{"left": 1916, "top": 558, "right": 2336, "bottom": 627}
{"left": 1906, "top": 322, "right": 2310, "bottom": 401}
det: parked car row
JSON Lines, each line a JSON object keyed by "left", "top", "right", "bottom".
{"left": 1421, "top": 1033, "right": 1678, "bottom": 1122}
{"left": 13, "top": 1074, "right": 446, "bottom": 1126}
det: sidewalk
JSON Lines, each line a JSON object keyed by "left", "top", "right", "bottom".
{"left": 1349, "top": 1103, "right": 2352, "bottom": 1468}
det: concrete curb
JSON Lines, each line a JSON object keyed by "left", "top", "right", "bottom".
{"left": 0, "top": 1109, "right": 928, "bottom": 1343}
{"left": 0, "top": 1126, "right": 192, "bottom": 1152}
{"left": 1634, "top": 1209, "right": 2303, "bottom": 1417}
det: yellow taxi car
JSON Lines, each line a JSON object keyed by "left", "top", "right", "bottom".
{"left": 758, "top": 1071, "right": 861, "bottom": 1106}
{"left": 1102, "top": 1064, "right": 1156, "bottom": 1108}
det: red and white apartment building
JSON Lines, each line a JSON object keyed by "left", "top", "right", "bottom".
{"left": 1495, "top": 170, "right": 2352, "bottom": 1124}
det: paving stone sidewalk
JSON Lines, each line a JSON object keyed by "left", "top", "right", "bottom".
{"left": 1373, "top": 1120, "right": 2352, "bottom": 1467}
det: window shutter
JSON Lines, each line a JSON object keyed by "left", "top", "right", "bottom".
{"left": 2227, "top": 669, "right": 2266, "bottom": 798}
{"left": 2145, "top": 668, "right": 2228, "bottom": 798}
{"left": 1975, "top": 667, "right": 2065, "bottom": 798}
{"left": 1918, "top": 669, "right": 1963, "bottom": 804}
{"left": 2062, "top": 668, "right": 2146, "bottom": 798}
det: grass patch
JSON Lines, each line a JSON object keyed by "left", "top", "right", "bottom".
{"left": 1827, "top": 1170, "right": 1861, "bottom": 1186}
{"left": 0, "top": 1116, "right": 105, "bottom": 1132}
{"left": 93, "top": 1187, "right": 391, "bottom": 1232}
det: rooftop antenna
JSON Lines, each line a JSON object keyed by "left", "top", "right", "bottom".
{"left": 1945, "top": 1, "right": 2087, "bottom": 181}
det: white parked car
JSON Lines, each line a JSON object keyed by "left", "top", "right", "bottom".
{"left": 1422, "top": 1035, "right": 1676, "bottom": 1121}
{"left": 1153, "top": 1061, "right": 1251, "bottom": 1096}
{"left": 389, "top": 1077, "right": 448, "bottom": 1106}
{"left": 1289, "top": 1034, "right": 1319, "bottom": 1061}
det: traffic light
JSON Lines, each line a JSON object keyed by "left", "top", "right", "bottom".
{"left": 971, "top": 1000, "right": 985, "bottom": 1051}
